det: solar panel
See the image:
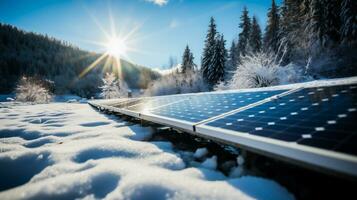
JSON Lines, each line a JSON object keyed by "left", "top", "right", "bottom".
{"left": 125, "top": 95, "right": 192, "bottom": 112}
{"left": 202, "top": 84, "right": 357, "bottom": 156}
{"left": 89, "top": 77, "right": 357, "bottom": 177}
{"left": 145, "top": 90, "right": 287, "bottom": 123}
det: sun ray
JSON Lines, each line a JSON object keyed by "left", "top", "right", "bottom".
{"left": 79, "top": 53, "right": 108, "bottom": 78}
{"left": 108, "top": 1, "right": 117, "bottom": 38}
{"left": 103, "top": 54, "right": 113, "bottom": 72}
{"left": 76, "top": 3, "right": 147, "bottom": 79}
{"left": 83, "top": 4, "right": 111, "bottom": 39}
{"left": 113, "top": 55, "right": 122, "bottom": 79}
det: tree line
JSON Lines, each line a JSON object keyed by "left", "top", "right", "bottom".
{"left": 178, "top": 0, "right": 356, "bottom": 89}
{"left": 0, "top": 23, "right": 160, "bottom": 97}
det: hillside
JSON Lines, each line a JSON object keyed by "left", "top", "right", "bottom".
{"left": 0, "top": 23, "right": 160, "bottom": 97}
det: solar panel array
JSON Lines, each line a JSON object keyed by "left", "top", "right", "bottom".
{"left": 148, "top": 90, "right": 286, "bottom": 123}
{"left": 203, "top": 84, "right": 357, "bottom": 156}
{"left": 89, "top": 78, "right": 357, "bottom": 176}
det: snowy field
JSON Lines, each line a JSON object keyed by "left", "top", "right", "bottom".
{"left": 0, "top": 102, "right": 294, "bottom": 200}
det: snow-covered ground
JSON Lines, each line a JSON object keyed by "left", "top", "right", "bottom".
{"left": 0, "top": 102, "right": 294, "bottom": 200}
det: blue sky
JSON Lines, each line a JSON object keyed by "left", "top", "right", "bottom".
{"left": 0, "top": 0, "right": 281, "bottom": 68}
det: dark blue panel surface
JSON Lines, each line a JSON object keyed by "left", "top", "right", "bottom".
{"left": 148, "top": 90, "right": 286, "bottom": 123}
{"left": 205, "top": 84, "right": 357, "bottom": 156}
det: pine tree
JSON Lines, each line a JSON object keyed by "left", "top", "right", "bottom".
{"left": 280, "top": 0, "right": 301, "bottom": 37}
{"left": 249, "top": 16, "right": 262, "bottom": 53}
{"left": 279, "top": 0, "right": 302, "bottom": 60}
{"left": 237, "top": 7, "right": 251, "bottom": 57}
{"left": 209, "top": 34, "right": 227, "bottom": 86}
{"left": 181, "top": 45, "right": 195, "bottom": 74}
{"left": 324, "top": 0, "right": 342, "bottom": 45}
{"left": 201, "top": 17, "right": 217, "bottom": 84}
{"left": 309, "top": 0, "right": 326, "bottom": 46}
{"left": 226, "top": 41, "right": 238, "bottom": 80}
{"left": 340, "top": 0, "right": 357, "bottom": 45}
{"left": 299, "top": 0, "right": 311, "bottom": 49}
{"left": 263, "top": 0, "right": 280, "bottom": 53}
{"left": 100, "top": 72, "right": 128, "bottom": 99}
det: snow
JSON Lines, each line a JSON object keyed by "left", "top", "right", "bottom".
{"left": 201, "top": 156, "right": 218, "bottom": 170}
{"left": 229, "top": 166, "right": 244, "bottom": 178}
{"left": 237, "top": 155, "right": 245, "bottom": 166}
{"left": 193, "top": 147, "right": 208, "bottom": 159}
{"left": 0, "top": 102, "right": 294, "bottom": 200}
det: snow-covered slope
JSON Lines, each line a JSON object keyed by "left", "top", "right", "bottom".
{"left": 0, "top": 102, "right": 294, "bottom": 200}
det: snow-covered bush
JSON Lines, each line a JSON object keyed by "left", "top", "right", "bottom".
{"left": 100, "top": 72, "right": 129, "bottom": 99}
{"left": 145, "top": 70, "right": 208, "bottom": 96}
{"left": 15, "top": 76, "right": 52, "bottom": 103}
{"left": 217, "top": 52, "right": 309, "bottom": 90}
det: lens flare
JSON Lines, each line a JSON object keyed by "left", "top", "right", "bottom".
{"left": 106, "top": 37, "right": 127, "bottom": 58}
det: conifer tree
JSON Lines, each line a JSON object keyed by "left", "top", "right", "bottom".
{"left": 280, "top": 0, "right": 301, "bottom": 38}
{"left": 201, "top": 17, "right": 217, "bottom": 84}
{"left": 309, "top": 0, "right": 326, "bottom": 46}
{"left": 263, "top": 0, "right": 280, "bottom": 53}
{"left": 226, "top": 41, "right": 238, "bottom": 80}
{"left": 237, "top": 7, "right": 251, "bottom": 57}
{"left": 340, "top": 0, "right": 357, "bottom": 45}
{"left": 280, "top": 0, "right": 302, "bottom": 60}
{"left": 249, "top": 16, "right": 262, "bottom": 53}
{"left": 324, "top": 0, "right": 342, "bottom": 45}
{"left": 181, "top": 45, "right": 195, "bottom": 74}
{"left": 209, "top": 34, "right": 227, "bottom": 86}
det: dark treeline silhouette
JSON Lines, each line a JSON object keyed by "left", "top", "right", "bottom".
{"left": 0, "top": 23, "right": 160, "bottom": 97}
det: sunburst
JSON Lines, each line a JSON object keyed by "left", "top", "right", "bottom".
{"left": 78, "top": 7, "right": 142, "bottom": 79}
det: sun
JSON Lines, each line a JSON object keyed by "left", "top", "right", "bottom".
{"left": 106, "top": 37, "right": 127, "bottom": 58}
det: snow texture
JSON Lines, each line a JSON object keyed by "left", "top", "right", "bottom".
{"left": 193, "top": 147, "right": 209, "bottom": 159}
{"left": 0, "top": 102, "right": 294, "bottom": 200}
{"left": 201, "top": 156, "right": 218, "bottom": 170}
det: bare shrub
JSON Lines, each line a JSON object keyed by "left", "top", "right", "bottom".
{"left": 15, "top": 76, "right": 52, "bottom": 103}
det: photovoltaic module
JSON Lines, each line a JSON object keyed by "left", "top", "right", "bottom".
{"left": 89, "top": 77, "right": 357, "bottom": 177}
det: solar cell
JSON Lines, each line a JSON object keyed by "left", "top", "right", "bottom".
{"left": 126, "top": 95, "right": 191, "bottom": 112}
{"left": 147, "top": 90, "right": 287, "bottom": 123}
{"left": 204, "top": 84, "right": 357, "bottom": 155}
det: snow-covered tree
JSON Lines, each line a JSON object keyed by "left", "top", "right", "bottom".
{"left": 308, "top": 0, "right": 326, "bottom": 46}
{"left": 324, "top": 0, "right": 341, "bottom": 45}
{"left": 202, "top": 17, "right": 218, "bottom": 85}
{"left": 340, "top": 0, "right": 357, "bottom": 45}
{"left": 279, "top": 0, "right": 302, "bottom": 61}
{"left": 208, "top": 34, "right": 227, "bottom": 86}
{"left": 226, "top": 40, "right": 239, "bottom": 80}
{"left": 181, "top": 45, "right": 195, "bottom": 74}
{"left": 100, "top": 73, "right": 128, "bottom": 99}
{"left": 249, "top": 16, "right": 262, "bottom": 53}
{"left": 237, "top": 7, "right": 251, "bottom": 57}
{"left": 15, "top": 76, "right": 52, "bottom": 103}
{"left": 145, "top": 70, "right": 208, "bottom": 96}
{"left": 264, "top": 0, "right": 280, "bottom": 53}
{"left": 227, "top": 52, "right": 308, "bottom": 89}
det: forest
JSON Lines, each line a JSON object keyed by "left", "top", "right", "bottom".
{"left": 0, "top": 23, "right": 160, "bottom": 97}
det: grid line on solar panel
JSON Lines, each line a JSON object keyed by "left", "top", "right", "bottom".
{"left": 203, "top": 84, "right": 357, "bottom": 156}
{"left": 110, "top": 94, "right": 191, "bottom": 112}
{"left": 126, "top": 96, "right": 191, "bottom": 112}
{"left": 146, "top": 90, "right": 287, "bottom": 123}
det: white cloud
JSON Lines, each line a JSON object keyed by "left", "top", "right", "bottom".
{"left": 145, "top": 0, "right": 168, "bottom": 6}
